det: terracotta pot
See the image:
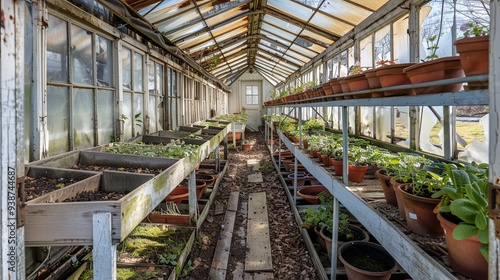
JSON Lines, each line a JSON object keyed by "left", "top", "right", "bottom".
{"left": 306, "top": 174, "right": 320, "bottom": 185}
{"left": 375, "top": 170, "right": 397, "bottom": 207}
{"left": 296, "top": 185, "right": 329, "bottom": 204}
{"left": 320, "top": 225, "right": 370, "bottom": 261}
{"left": 375, "top": 63, "right": 416, "bottom": 96}
{"left": 314, "top": 225, "right": 327, "bottom": 250}
{"left": 454, "top": 35, "right": 489, "bottom": 89}
{"left": 403, "top": 56, "right": 464, "bottom": 94}
{"left": 437, "top": 212, "right": 487, "bottom": 279}
{"left": 288, "top": 173, "right": 307, "bottom": 187}
{"left": 288, "top": 163, "right": 306, "bottom": 173}
{"left": 345, "top": 73, "right": 370, "bottom": 98}
{"left": 331, "top": 160, "right": 343, "bottom": 176}
{"left": 242, "top": 143, "right": 252, "bottom": 151}
{"left": 147, "top": 212, "right": 190, "bottom": 225}
{"left": 338, "top": 77, "right": 353, "bottom": 99}
{"left": 339, "top": 241, "right": 396, "bottom": 280}
{"left": 321, "top": 154, "right": 331, "bottom": 167}
{"left": 322, "top": 83, "right": 333, "bottom": 96}
{"left": 329, "top": 77, "right": 343, "bottom": 94}
{"left": 391, "top": 180, "right": 406, "bottom": 220}
{"left": 364, "top": 68, "right": 384, "bottom": 98}
{"left": 348, "top": 164, "right": 368, "bottom": 183}
{"left": 302, "top": 140, "right": 309, "bottom": 149}
{"left": 396, "top": 184, "right": 443, "bottom": 237}
{"left": 178, "top": 180, "right": 208, "bottom": 199}
{"left": 164, "top": 186, "right": 189, "bottom": 204}
{"left": 196, "top": 174, "right": 215, "bottom": 186}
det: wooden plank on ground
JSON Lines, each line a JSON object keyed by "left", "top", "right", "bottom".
{"left": 245, "top": 192, "right": 273, "bottom": 272}
{"left": 247, "top": 159, "right": 260, "bottom": 171}
{"left": 244, "top": 272, "right": 274, "bottom": 280}
{"left": 209, "top": 191, "right": 239, "bottom": 279}
{"left": 248, "top": 173, "right": 263, "bottom": 183}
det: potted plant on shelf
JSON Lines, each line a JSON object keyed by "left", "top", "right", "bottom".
{"left": 432, "top": 162, "right": 489, "bottom": 279}
{"left": 300, "top": 192, "right": 333, "bottom": 250}
{"left": 344, "top": 61, "right": 371, "bottom": 99}
{"left": 455, "top": 21, "right": 490, "bottom": 89}
{"left": 241, "top": 139, "right": 254, "bottom": 152}
{"left": 403, "top": 34, "right": 465, "bottom": 95}
{"left": 338, "top": 241, "right": 397, "bottom": 280}
{"left": 395, "top": 169, "right": 444, "bottom": 237}
{"left": 375, "top": 60, "right": 416, "bottom": 96}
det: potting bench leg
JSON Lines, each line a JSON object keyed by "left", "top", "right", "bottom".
{"left": 224, "top": 135, "right": 228, "bottom": 160}
{"left": 293, "top": 149, "right": 298, "bottom": 205}
{"left": 93, "top": 212, "right": 117, "bottom": 280}
{"left": 330, "top": 198, "right": 340, "bottom": 280}
{"left": 215, "top": 145, "right": 220, "bottom": 173}
{"left": 188, "top": 171, "right": 198, "bottom": 225}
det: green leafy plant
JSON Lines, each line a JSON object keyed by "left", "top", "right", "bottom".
{"left": 158, "top": 252, "right": 178, "bottom": 265}
{"left": 103, "top": 141, "right": 198, "bottom": 159}
{"left": 425, "top": 35, "right": 439, "bottom": 61}
{"left": 180, "top": 259, "right": 195, "bottom": 277}
{"left": 303, "top": 118, "right": 325, "bottom": 134}
{"left": 460, "top": 22, "right": 490, "bottom": 37}
{"left": 431, "top": 162, "right": 489, "bottom": 261}
{"left": 348, "top": 61, "right": 365, "bottom": 75}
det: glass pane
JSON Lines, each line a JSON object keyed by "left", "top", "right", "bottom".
{"left": 374, "top": 25, "right": 391, "bottom": 64}
{"left": 134, "top": 93, "right": 144, "bottom": 135}
{"left": 97, "top": 90, "right": 114, "bottom": 144}
{"left": 455, "top": 1, "right": 490, "bottom": 38}
{"left": 156, "top": 64, "right": 163, "bottom": 96}
{"left": 332, "top": 55, "right": 339, "bottom": 78}
{"left": 339, "top": 50, "right": 348, "bottom": 77}
{"left": 47, "top": 86, "right": 69, "bottom": 155}
{"left": 122, "top": 92, "right": 133, "bottom": 139}
{"left": 134, "top": 52, "right": 143, "bottom": 91}
{"left": 252, "top": 85, "right": 258, "bottom": 94}
{"left": 148, "top": 61, "right": 155, "bottom": 94}
{"left": 394, "top": 106, "right": 409, "bottom": 148}
{"left": 149, "top": 95, "right": 157, "bottom": 133}
{"left": 456, "top": 106, "right": 489, "bottom": 163}
{"left": 419, "top": 0, "right": 455, "bottom": 60}
{"left": 327, "top": 59, "right": 333, "bottom": 80}
{"left": 393, "top": 14, "right": 410, "bottom": 63}
{"left": 121, "top": 47, "right": 132, "bottom": 89}
{"left": 73, "top": 88, "right": 94, "bottom": 148}
{"left": 420, "top": 106, "right": 444, "bottom": 156}
{"left": 374, "top": 106, "right": 392, "bottom": 143}
{"left": 252, "top": 96, "right": 258, "bottom": 104}
{"left": 71, "top": 25, "right": 93, "bottom": 85}
{"left": 96, "top": 36, "right": 113, "bottom": 86}
{"left": 360, "top": 107, "right": 374, "bottom": 137}
{"left": 47, "top": 15, "right": 68, "bottom": 82}
{"left": 360, "top": 35, "right": 373, "bottom": 69}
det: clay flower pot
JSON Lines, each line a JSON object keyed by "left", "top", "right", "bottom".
{"left": 364, "top": 68, "right": 383, "bottom": 97}
{"left": 396, "top": 184, "right": 443, "bottom": 237}
{"left": 437, "top": 212, "right": 487, "bottom": 279}
{"left": 375, "top": 63, "right": 416, "bottom": 96}
{"left": 403, "top": 56, "right": 464, "bottom": 94}
{"left": 345, "top": 73, "right": 370, "bottom": 98}
{"left": 196, "top": 174, "right": 215, "bottom": 186}
{"left": 329, "top": 77, "right": 344, "bottom": 100}
{"left": 320, "top": 225, "right": 370, "bottom": 261}
{"left": 178, "top": 179, "right": 207, "bottom": 199}
{"left": 242, "top": 143, "right": 253, "bottom": 151}
{"left": 390, "top": 179, "right": 406, "bottom": 220}
{"left": 375, "top": 169, "right": 397, "bottom": 206}
{"left": 454, "top": 35, "right": 489, "bottom": 89}
{"left": 348, "top": 163, "right": 368, "bottom": 183}
{"left": 296, "top": 185, "right": 329, "bottom": 204}
{"left": 331, "top": 160, "right": 343, "bottom": 176}
{"left": 164, "top": 186, "right": 189, "bottom": 204}
{"left": 287, "top": 173, "right": 307, "bottom": 187}
{"left": 147, "top": 212, "right": 190, "bottom": 225}
{"left": 339, "top": 241, "right": 397, "bottom": 280}
{"left": 338, "top": 77, "right": 353, "bottom": 99}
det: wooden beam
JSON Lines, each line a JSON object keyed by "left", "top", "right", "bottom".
{"left": 245, "top": 192, "right": 273, "bottom": 272}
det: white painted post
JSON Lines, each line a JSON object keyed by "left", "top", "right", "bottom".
{"left": 93, "top": 212, "right": 117, "bottom": 280}
{"left": 489, "top": 1, "right": 500, "bottom": 279}
{"left": 188, "top": 170, "right": 198, "bottom": 224}
{"left": 1, "top": 0, "right": 24, "bottom": 279}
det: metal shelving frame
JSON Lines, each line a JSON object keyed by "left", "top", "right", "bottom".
{"left": 264, "top": 77, "right": 489, "bottom": 279}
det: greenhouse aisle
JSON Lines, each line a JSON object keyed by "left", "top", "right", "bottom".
{"left": 185, "top": 131, "right": 318, "bottom": 279}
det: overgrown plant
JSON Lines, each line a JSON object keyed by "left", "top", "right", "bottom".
{"left": 431, "top": 162, "right": 489, "bottom": 261}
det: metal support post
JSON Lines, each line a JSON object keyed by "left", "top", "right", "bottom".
{"left": 341, "top": 106, "right": 349, "bottom": 185}
{"left": 298, "top": 107, "right": 303, "bottom": 149}
{"left": 188, "top": 170, "right": 198, "bottom": 224}
{"left": 93, "top": 212, "right": 117, "bottom": 280}
{"left": 330, "top": 198, "right": 340, "bottom": 279}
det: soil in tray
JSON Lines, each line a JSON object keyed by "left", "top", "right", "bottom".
{"left": 117, "top": 224, "right": 191, "bottom": 277}
{"left": 24, "top": 176, "right": 82, "bottom": 201}
{"left": 72, "top": 164, "right": 164, "bottom": 175}
{"left": 62, "top": 189, "right": 128, "bottom": 202}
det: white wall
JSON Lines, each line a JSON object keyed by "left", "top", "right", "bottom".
{"left": 228, "top": 70, "right": 274, "bottom": 114}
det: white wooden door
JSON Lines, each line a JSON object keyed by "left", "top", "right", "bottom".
{"left": 241, "top": 81, "right": 262, "bottom": 131}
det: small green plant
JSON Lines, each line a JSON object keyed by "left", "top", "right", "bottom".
{"left": 158, "top": 252, "right": 178, "bottom": 265}
{"left": 303, "top": 118, "right": 325, "bottom": 134}
{"left": 134, "top": 112, "right": 143, "bottom": 128}
{"left": 460, "top": 22, "right": 489, "bottom": 37}
{"left": 425, "top": 35, "right": 439, "bottom": 61}
{"left": 180, "top": 259, "right": 195, "bottom": 277}
{"left": 348, "top": 61, "right": 365, "bottom": 75}
{"left": 55, "top": 183, "right": 65, "bottom": 189}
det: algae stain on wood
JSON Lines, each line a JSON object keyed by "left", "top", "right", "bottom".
{"left": 121, "top": 194, "right": 152, "bottom": 240}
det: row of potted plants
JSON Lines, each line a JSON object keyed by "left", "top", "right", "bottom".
{"left": 264, "top": 23, "right": 489, "bottom": 106}
{"left": 272, "top": 117, "right": 489, "bottom": 279}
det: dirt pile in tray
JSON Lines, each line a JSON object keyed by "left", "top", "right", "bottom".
{"left": 185, "top": 131, "right": 318, "bottom": 279}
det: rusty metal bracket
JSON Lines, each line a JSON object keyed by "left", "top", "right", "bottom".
{"left": 489, "top": 182, "right": 500, "bottom": 238}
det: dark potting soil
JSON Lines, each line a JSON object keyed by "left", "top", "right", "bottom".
{"left": 62, "top": 190, "right": 128, "bottom": 202}
{"left": 342, "top": 246, "right": 393, "bottom": 272}
{"left": 24, "top": 176, "right": 81, "bottom": 201}
{"left": 72, "top": 164, "right": 163, "bottom": 175}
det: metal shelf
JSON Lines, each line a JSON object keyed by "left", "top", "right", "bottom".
{"left": 276, "top": 131, "right": 457, "bottom": 279}
{"left": 266, "top": 75, "right": 489, "bottom": 107}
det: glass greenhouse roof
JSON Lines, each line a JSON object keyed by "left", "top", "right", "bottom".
{"left": 126, "top": 0, "right": 389, "bottom": 86}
